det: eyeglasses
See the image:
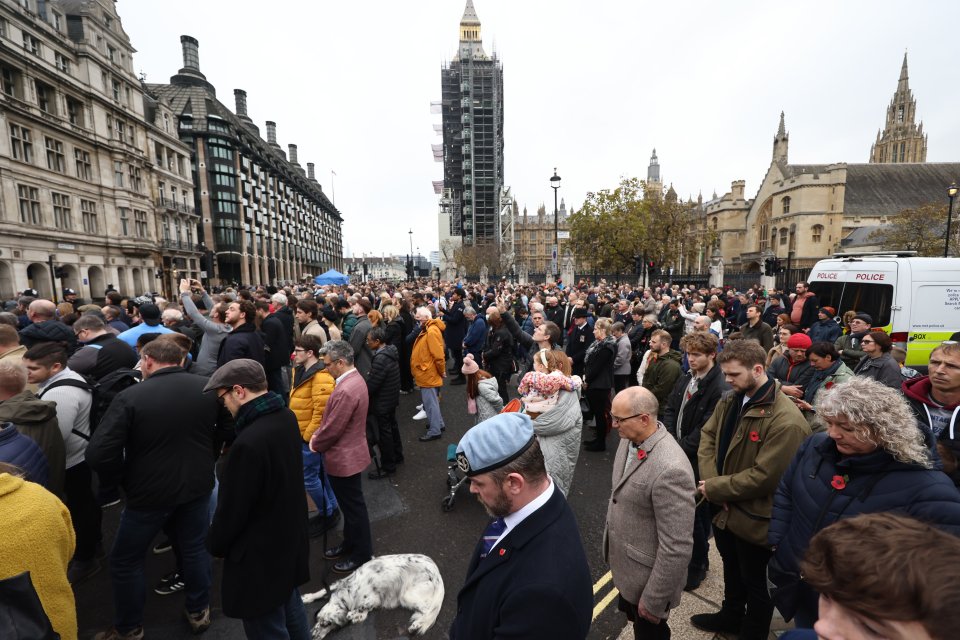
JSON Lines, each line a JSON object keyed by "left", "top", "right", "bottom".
{"left": 293, "top": 348, "right": 305, "bottom": 353}
{"left": 216, "top": 387, "right": 233, "bottom": 405}
{"left": 610, "top": 413, "right": 644, "bottom": 425}
{"left": 860, "top": 339, "right": 875, "bottom": 344}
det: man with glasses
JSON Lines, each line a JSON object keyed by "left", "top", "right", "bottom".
{"left": 309, "top": 340, "right": 374, "bottom": 574}
{"left": 206, "top": 358, "right": 310, "bottom": 638}
{"left": 68, "top": 315, "right": 138, "bottom": 380}
{"left": 835, "top": 312, "right": 872, "bottom": 370}
{"left": 606, "top": 386, "right": 695, "bottom": 640}
{"left": 86, "top": 339, "right": 217, "bottom": 638}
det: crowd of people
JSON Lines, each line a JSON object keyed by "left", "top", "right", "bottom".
{"left": 1, "top": 274, "right": 959, "bottom": 640}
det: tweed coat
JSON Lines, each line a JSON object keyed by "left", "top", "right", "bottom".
{"left": 603, "top": 425, "right": 695, "bottom": 618}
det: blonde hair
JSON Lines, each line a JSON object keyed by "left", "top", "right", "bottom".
{"left": 594, "top": 317, "right": 613, "bottom": 336}
{"left": 381, "top": 304, "right": 398, "bottom": 322}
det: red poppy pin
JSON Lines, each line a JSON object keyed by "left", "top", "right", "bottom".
{"left": 831, "top": 474, "right": 848, "bottom": 490}
{"left": 825, "top": 381, "right": 835, "bottom": 389}
{"left": 499, "top": 549, "right": 506, "bottom": 556}
{"left": 636, "top": 449, "right": 647, "bottom": 461}
{"left": 749, "top": 431, "right": 760, "bottom": 442}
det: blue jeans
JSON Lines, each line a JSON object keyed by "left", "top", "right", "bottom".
{"left": 421, "top": 387, "right": 445, "bottom": 437}
{"left": 110, "top": 494, "right": 212, "bottom": 632}
{"left": 302, "top": 443, "right": 338, "bottom": 516}
{"left": 241, "top": 587, "right": 310, "bottom": 640}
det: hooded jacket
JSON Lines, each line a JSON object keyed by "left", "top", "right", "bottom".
{"left": 904, "top": 375, "right": 960, "bottom": 485}
{"left": 289, "top": 362, "right": 335, "bottom": 443}
{"left": 531, "top": 389, "right": 583, "bottom": 496}
{"left": 699, "top": 379, "right": 811, "bottom": 546}
{"left": 641, "top": 349, "right": 683, "bottom": 411}
{"left": 662, "top": 363, "right": 730, "bottom": 477}
{"left": 0, "top": 391, "right": 64, "bottom": 498}
{"left": 366, "top": 345, "right": 400, "bottom": 414}
{"left": 411, "top": 318, "right": 446, "bottom": 388}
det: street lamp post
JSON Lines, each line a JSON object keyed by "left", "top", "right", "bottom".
{"left": 408, "top": 228, "right": 414, "bottom": 280}
{"left": 946, "top": 182, "right": 958, "bottom": 258}
{"left": 550, "top": 168, "right": 561, "bottom": 284}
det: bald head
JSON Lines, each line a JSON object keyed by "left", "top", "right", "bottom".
{"left": 28, "top": 299, "right": 56, "bottom": 321}
{"left": 615, "top": 385, "right": 659, "bottom": 418}
{"left": 693, "top": 315, "right": 712, "bottom": 332}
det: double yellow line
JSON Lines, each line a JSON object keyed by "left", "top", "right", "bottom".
{"left": 592, "top": 570, "right": 618, "bottom": 621}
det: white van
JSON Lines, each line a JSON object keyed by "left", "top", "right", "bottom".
{"left": 806, "top": 254, "right": 960, "bottom": 369}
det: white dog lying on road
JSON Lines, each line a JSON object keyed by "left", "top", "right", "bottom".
{"left": 302, "top": 554, "right": 444, "bottom": 639}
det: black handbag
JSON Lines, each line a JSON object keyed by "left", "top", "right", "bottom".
{"left": 766, "top": 554, "right": 801, "bottom": 622}
{"left": 0, "top": 571, "right": 60, "bottom": 640}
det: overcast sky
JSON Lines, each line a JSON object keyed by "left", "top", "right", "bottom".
{"left": 118, "top": 0, "right": 960, "bottom": 258}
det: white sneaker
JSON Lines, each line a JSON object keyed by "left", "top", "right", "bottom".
{"left": 416, "top": 404, "right": 423, "bottom": 411}
{"left": 413, "top": 409, "right": 428, "bottom": 420}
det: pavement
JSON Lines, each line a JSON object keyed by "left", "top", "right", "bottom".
{"left": 74, "top": 373, "right": 795, "bottom": 639}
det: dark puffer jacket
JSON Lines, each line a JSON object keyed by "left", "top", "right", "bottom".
{"left": 0, "top": 422, "right": 49, "bottom": 488}
{"left": 217, "top": 322, "right": 265, "bottom": 367}
{"left": 19, "top": 320, "right": 77, "bottom": 353}
{"left": 584, "top": 337, "right": 617, "bottom": 390}
{"left": 366, "top": 345, "right": 400, "bottom": 415}
{"left": 661, "top": 364, "right": 730, "bottom": 478}
{"left": 769, "top": 432, "right": 960, "bottom": 580}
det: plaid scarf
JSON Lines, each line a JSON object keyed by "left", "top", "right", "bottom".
{"left": 233, "top": 391, "right": 287, "bottom": 433}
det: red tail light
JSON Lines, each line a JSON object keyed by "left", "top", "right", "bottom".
{"left": 890, "top": 331, "right": 908, "bottom": 349}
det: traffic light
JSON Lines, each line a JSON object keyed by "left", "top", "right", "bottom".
{"left": 774, "top": 258, "right": 785, "bottom": 274}
{"left": 54, "top": 266, "right": 67, "bottom": 279}
{"left": 647, "top": 260, "right": 658, "bottom": 277}
{"left": 763, "top": 258, "right": 774, "bottom": 276}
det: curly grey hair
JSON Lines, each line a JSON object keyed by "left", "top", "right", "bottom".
{"left": 815, "top": 377, "right": 930, "bottom": 467}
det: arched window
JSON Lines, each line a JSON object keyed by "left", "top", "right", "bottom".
{"left": 782, "top": 196, "right": 791, "bottom": 214}
{"left": 812, "top": 224, "right": 823, "bottom": 243}
{"left": 712, "top": 216, "right": 718, "bottom": 230}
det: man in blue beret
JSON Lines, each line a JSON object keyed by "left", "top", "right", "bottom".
{"left": 449, "top": 412, "right": 593, "bottom": 640}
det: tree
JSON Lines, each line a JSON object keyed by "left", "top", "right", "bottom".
{"left": 453, "top": 242, "right": 513, "bottom": 278}
{"left": 567, "top": 177, "right": 716, "bottom": 277}
{"left": 869, "top": 203, "right": 958, "bottom": 256}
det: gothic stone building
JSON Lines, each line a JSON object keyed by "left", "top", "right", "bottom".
{"left": 707, "top": 56, "right": 958, "bottom": 274}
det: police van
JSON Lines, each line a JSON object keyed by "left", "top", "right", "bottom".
{"left": 806, "top": 254, "right": 960, "bottom": 369}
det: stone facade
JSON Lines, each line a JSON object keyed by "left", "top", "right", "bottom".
{"left": 148, "top": 37, "right": 342, "bottom": 287}
{"left": 0, "top": 0, "right": 188, "bottom": 300}
{"left": 707, "top": 111, "right": 959, "bottom": 274}
{"left": 512, "top": 201, "right": 570, "bottom": 275}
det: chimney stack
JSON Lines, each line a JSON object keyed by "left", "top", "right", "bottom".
{"left": 180, "top": 35, "right": 200, "bottom": 71}
{"left": 307, "top": 163, "right": 316, "bottom": 180}
{"left": 288, "top": 144, "right": 299, "bottom": 166}
{"left": 234, "top": 89, "right": 248, "bottom": 118}
{"left": 265, "top": 121, "right": 278, "bottom": 146}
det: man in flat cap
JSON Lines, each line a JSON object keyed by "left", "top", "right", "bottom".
{"left": 450, "top": 413, "right": 592, "bottom": 640}
{"left": 205, "top": 358, "right": 310, "bottom": 637}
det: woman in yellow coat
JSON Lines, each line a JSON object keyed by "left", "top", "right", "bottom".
{"left": 410, "top": 307, "right": 447, "bottom": 441}
{"left": 0, "top": 462, "right": 77, "bottom": 640}
{"left": 289, "top": 334, "right": 339, "bottom": 534}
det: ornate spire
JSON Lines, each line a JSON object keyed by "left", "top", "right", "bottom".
{"left": 773, "top": 112, "right": 789, "bottom": 164}
{"left": 898, "top": 50, "right": 909, "bottom": 93}
{"left": 870, "top": 52, "right": 926, "bottom": 163}
{"left": 456, "top": 0, "right": 486, "bottom": 59}
{"left": 647, "top": 148, "right": 660, "bottom": 183}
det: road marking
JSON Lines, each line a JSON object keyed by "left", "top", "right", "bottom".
{"left": 593, "top": 585, "right": 619, "bottom": 621}
{"left": 593, "top": 571, "right": 612, "bottom": 595}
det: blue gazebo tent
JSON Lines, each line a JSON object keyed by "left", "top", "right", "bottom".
{"left": 313, "top": 269, "right": 350, "bottom": 286}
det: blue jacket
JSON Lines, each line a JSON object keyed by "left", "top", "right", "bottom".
{"left": 443, "top": 300, "right": 467, "bottom": 347}
{"left": 807, "top": 318, "right": 841, "bottom": 344}
{"left": 463, "top": 316, "right": 487, "bottom": 360}
{"left": 769, "top": 432, "right": 960, "bottom": 578}
{"left": 0, "top": 422, "right": 49, "bottom": 488}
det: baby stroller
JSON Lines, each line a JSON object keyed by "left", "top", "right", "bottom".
{"left": 442, "top": 444, "right": 469, "bottom": 512}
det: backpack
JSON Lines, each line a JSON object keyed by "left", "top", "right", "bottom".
{"left": 39, "top": 368, "right": 141, "bottom": 440}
